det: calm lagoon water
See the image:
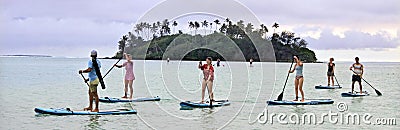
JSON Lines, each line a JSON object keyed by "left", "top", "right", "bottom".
{"left": 0, "top": 57, "right": 399, "bottom": 129}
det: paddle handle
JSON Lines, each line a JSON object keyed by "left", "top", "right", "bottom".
{"left": 282, "top": 59, "right": 295, "bottom": 91}
{"left": 103, "top": 58, "right": 122, "bottom": 79}
{"left": 80, "top": 73, "right": 90, "bottom": 87}
{"left": 334, "top": 75, "right": 341, "bottom": 87}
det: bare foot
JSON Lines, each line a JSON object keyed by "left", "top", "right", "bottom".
{"left": 84, "top": 107, "right": 92, "bottom": 111}
{"left": 200, "top": 100, "right": 204, "bottom": 104}
{"left": 359, "top": 91, "right": 363, "bottom": 94}
{"left": 121, "top": 96, "right": 128, "bottom": 98}
{"left": 129, "top": 97, "right": 133, "bottom": 99}
{"left": 92, "top": 109, "right": 99, "bottom": 112}
{"left": 293, "top": 99, "right": 298, "bottom": 101}
{"left": 300, "top": 99, "right": 305, "bottom": 102}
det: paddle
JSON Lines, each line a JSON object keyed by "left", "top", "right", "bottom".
{"left": 276, "top": 59, "right": 295, "bottom": 101}
{"left": 350, "top": 69, "right": 382, "bottom": 96}
{"left": 103, "top": 36, "right": 127, "bottom": 79}
{"left": 80, "top": 73, "right": 90, "bottom": 87}
{"left": 334, "top": 75, "right": 341, "bottom": 87}
{"left": 208, "top": 87, "right": 212, "bottom": 108}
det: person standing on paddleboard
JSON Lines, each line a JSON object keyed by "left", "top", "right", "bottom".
{"left": 198, "top": 57, "right": 214, "bottom": 103}
{"left": 327, "top": 58, "right": 335, "bottom": 86}
{"left": 350, "top": 57, "right": 364, "bottom": 94}
{"left": 216, "top": 58, "right": 221, "bottom": 67}
{"left": 114, "top": 53, "right": 135, "bottom": 99}
{"left": 79, "top": 50, "right": 101, "bottom": 112}
{"left": 249, "top": 58, "right": 254, "bottom": 67}
{"left": 289, "top": 55, "right": 305, "bottom": 102}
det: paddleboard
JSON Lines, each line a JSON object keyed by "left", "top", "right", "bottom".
{"left": 34, "top": 108, "right": 137, "bottom": 115}
{"left": 315, "top": 85, "right": 342, "bottom": 89}
{"left": 99, "top": 96, "right": 160, "bottom": 103}
{"left": 180, "top": 100, "right": 230, "bottom": 108}
{"left": 267, "top": 99, "right": 334, "bottom": 105}
{"left": 341, "top": 91, "right": 369, "bottom": 97}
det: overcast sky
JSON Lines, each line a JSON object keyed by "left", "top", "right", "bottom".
{"left": 1, "top": 0, "right": 399, "bottom": 61}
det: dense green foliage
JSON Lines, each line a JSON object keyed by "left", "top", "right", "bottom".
{"left": 110, "top": 19, "right": 317, "bottom": 62}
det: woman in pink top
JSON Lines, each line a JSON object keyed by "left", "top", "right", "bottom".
{"left": 198, "top": 57, "right": 214, "bottom": 103}
{"left": 115, "top": 53, "right": 135, "bottom": 99}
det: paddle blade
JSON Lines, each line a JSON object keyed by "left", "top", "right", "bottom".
{"left": 375, "top": 89, "right": 382, "bottom": 96}
{"left": 276, "top": 92, "right": 283, "bottom": 101}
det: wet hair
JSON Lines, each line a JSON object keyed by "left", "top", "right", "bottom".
{"left": 206, "top": 57, "right": 212, "bottom": 63}
{"left": 330, "top": 58, "right": 334, "bottom": 61}
{"left": 355, "top": 57, "right": 359, "bottom": 61}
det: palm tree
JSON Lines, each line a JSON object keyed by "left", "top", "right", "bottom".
{"left": 201, "top": 20, "right": 209, "bottom": 35}
{"left": 259, "top": 24, "right": 268, "bottom": 39}
{"left": 272, "top": 22, "right": 279, "bottom": 34}
{"left": 214, "top": 19, "right": 220, "bottom": 31}
{"left": 172, "top": 21, "right": 178, "bottom": 34}
{"left": 151, "top": 22, "right": 158, "bottom": 39}
{"left": 209, "top": 23, "right": 213, "bottom": 34}
{"left": 188, "top": 21, "right": 194, "bottom": 35}
{"left": 194, "top": 21, "right": 200, "bottom": 35}
{"left": 245, "top": 23, "right": 253, "bottom": 33}
{"left": 220, "top": 23, "right": 227, "bottom": 34}
{"left": 160, "top": 19, "right": 170, "bottom": 36}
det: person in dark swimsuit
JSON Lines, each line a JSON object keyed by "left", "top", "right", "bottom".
{"left": 327, "top": 58, "right": 335, "bottom": 86}
{"left": 249, "top": 58, "right": 254, "bottom": 67}
{"left": 349, "top": 57, "right": 364, "bottom": 94}
{"left": 216, "top": 58, "right": 221, "bottom": 67}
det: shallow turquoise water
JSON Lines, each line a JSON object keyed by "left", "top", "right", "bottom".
{"left": 0, "top": 57, "right": 399, "bottom": 129}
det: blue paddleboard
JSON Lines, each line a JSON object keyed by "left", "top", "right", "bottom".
{"left": 267, "top": 99, "right": 334, "bottom": 105}
{"left": 34, "top": 108, "right": 137, "bottom": 115}
{"left": 341, "top": 91, "right": 369, "bottom": 97}
{"left": 99, "top": 96, "right": 160, "bottom": 103}
{"left": 315, "top": 85, "right": 342, "bottom": 89}
{"left": 180, "top": 100, "right": 230, "bottom": 108}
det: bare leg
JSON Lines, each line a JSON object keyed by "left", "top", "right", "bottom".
{"left": 351, "top": 81, "right": 355, "bottom": 93}
{"left": 359, "top": 82, "right": 363, "bottom": 94}
{"left": 206, "top": 80, "right": 214, "bottom": 101}
{"left": 327, "top": 76, "right": 331, "bottom": 86}
{"left": 331, "top": 76, "right": 335, "bottom": 86}
{"left": 85, "top": 90, "right": 93, "bottom": 111}
{"left": 201, "top": 79, "right": 207, "bottom": 103}
{"left": 298, "top": 77, "right": 305, "bottom": 102}
{"left": 93, "top": 92, "right": 99, "bottom": 112}
{"left": 128, "top": 80, "right": 133, "bottom": 99}
{"left": 122, "top": 80, "right": 128, "bottom": 98}
{"left": 294, "top": 78, "right": 299, "bottom": 101}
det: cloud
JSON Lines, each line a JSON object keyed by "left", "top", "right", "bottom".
{"left": 0, "top": 15, "right": 132, "bottom": 57}
{"left": 1, "top": 0, "right": 400, "bottom": 58}
{"left": 304, "top": 28, "right": 400, "bottom": 50}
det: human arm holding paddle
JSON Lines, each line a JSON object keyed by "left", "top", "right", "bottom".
{"left": 79, "top": 68, "right": 93, "bottom": 82}
{"left": 114, "top": 53, "right": 130, "bottom": 68}
{"left": 289, "top": 63, "right": 297, "bottom": 73}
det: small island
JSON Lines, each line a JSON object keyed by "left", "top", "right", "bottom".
{"left": 110, "top": 18, "right": 317, "bottom": 62}
{"left": 1, "top": 54, "right": 52, "bottom": 57}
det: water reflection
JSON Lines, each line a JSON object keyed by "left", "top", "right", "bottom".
{"left": 201, "top": 109, "right": 216, "bottom": 129}
{"left": 85, "top": 115, "right": 104, "bottom": 130}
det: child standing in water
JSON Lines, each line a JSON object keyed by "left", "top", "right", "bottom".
{"left": 115, "top": 54, "right": 135, "bottom": 99}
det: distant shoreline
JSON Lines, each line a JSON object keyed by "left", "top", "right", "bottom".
{"left": 1, "top": 54, "right": 52, "bottom": 57}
